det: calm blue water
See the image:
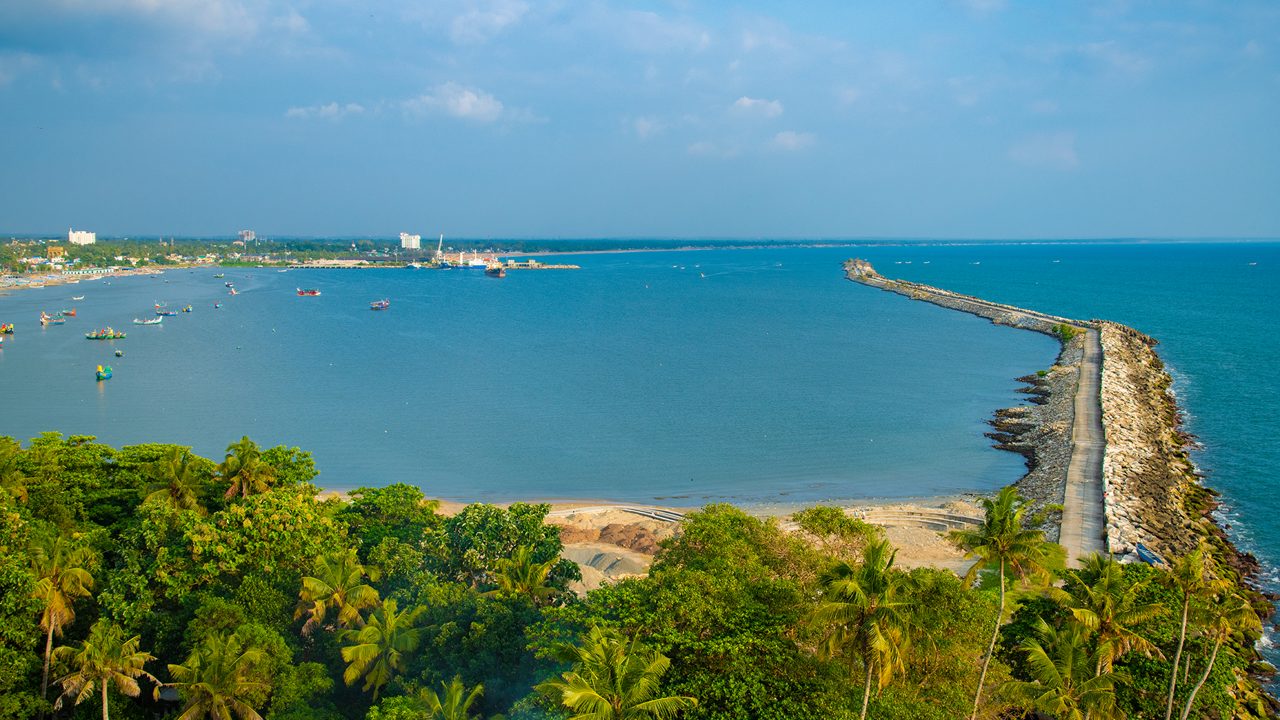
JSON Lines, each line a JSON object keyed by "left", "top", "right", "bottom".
{"left": 0, "top": 248, "right": 1052, "bottom": 506}
{"left": 869, "top": 241, "right": 1280, "bottom": 595}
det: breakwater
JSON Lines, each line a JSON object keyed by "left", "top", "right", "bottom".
{"left": 843, "top": 258, "right": 1256, "bottom": 578}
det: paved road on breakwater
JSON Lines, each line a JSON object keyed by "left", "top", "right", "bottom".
{"left": 1058, "top": 329, "right": 1107, "bottom": 565}
{"left": 842, "top": 259, "right": 1107, "bottom": 566}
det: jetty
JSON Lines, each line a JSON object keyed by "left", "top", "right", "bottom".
{"left": 843, "top": 258, "right": 1108, "bottom": 566}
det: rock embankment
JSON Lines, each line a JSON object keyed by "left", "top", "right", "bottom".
{"left": 1098, "top": 322, "right": 1259, "bottom": 579}
{"left": 844, "top": 258, "right": 1083, "bottom": 536}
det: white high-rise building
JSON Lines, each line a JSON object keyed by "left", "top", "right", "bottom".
{"left": 239, "top": 230, "right": 256, "bottom": 243}
{"left": 68, "top": 228, "right": 96, "bottom": 245}
{"left": 399, "top": 232, "right": 421, "bottom": 250}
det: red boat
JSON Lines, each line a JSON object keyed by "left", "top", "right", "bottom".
{"left": 297, "top": 288, "right": 321, "bottom": 296}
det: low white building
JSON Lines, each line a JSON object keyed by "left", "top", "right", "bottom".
{"left": 399, "top": 232, "right": 421, "bottom": 250}
{"left": 68, "top": 228, "right": 96, "bottom": 245}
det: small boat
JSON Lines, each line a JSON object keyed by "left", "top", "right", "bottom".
{"left": 58, "top": 308, "right": 77, "bottom": 317}
{"left": 214, "top": 303, "right": 223, "bottom": 308}
{"left": 133, "top": 317, "right": 163, "bottom": 325}
{"left": 96, "top": 365, "right": 112, "bottom": 381}
{"left": 278, "top": 269, "right": 288, "bottom": 273}
{"left": 225, "top": 282, "right": 235, "bottom": 288}
{"left": 484, "top": 266, "right": 506, "bottom": 278}
{"left": 40, "top": 313, "right": 66, "bottom": 326}
{"left": 182, "top": 305, "right": 193, "bottom": 313}
{"left": 1134, "top": 543, "right": 1165, "bottom": 566}
{"left": 297, "top": 288, "right": 321, "bottom": 296}
{"left": 370, "top": 299, "right": 391, "bottom": 310}
{"left": 71, "top": 295, "right": 85, "bottom": 301}
{"left": 228, "top": 288, "right": 238, "bottom": 295}
{"left": 156, "top": 308, "right": 178, "bottom": 316}
{"left": 114, "top": 350, "right": 123, "bottom": 357}
{"left": 85, "top": 328, "right": 126, "bottom": 340}
{"left": 0, "top": 323, "right": 13, "bottom": 335}
{"left": 214, "top": 273, "right": 225, "bottom": 278}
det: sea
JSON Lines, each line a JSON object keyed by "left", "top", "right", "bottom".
{"left": 1, "top": 242, "right": 1278, "bottom": 588}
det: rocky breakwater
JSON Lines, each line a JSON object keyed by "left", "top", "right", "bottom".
{"left": 843, "top": 258, "right": 1085, "bottom": 537}
{"left": 1098, "top": 321, "right": 1260, "bottom": 577}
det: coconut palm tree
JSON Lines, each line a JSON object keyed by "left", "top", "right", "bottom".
{"left": 218, "top": 436, "right": 276, "bottom": 499}
{"left": 165, "top": 630, "right": 268, "bottom": 720}
{"left": 340, "top": 598, "right": 426, "bottom": 700}
{"left": 950, "top": 486, "right": 1057, "bottom": 720}
{"left": 811, "top": 538, "right": 912, "bottom": 720}
{"left": 484, "top": 545, "right": 557, "bottom": 607}
{"left": 0, "top": 438, "right": 28, "bottom": 503}
{"left": 144, "top": 447, "right": 206, "bottom": 514}
{"left": 295, "top": 549, "right": 381, "bottom": 634}
{"left": 1178, "top": 592, "right": 1261, "bottom": 720}
{"left": 418, "top": 676, "right": 485, "bottom": 720}
{"left": 1161, "top": 544, "right": 1231, "bottom": 720}
{"left": 1062, "top": 553, "right": 1166, "bottom": 675}
{"left": 1004, "top": 619, "right": 1126, "bottom": 720}
{"left": 52, "top": 620, "right": 158, "bottom": 720}
{"left": 537, "top": 625, "right": 696, "bottom": 720}
{"left": 30, "top": 529, "right": 96, "bottom": 702}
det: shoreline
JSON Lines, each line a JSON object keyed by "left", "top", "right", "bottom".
{"left": 842, "top": 258, "right": 1264, "bottom": 588}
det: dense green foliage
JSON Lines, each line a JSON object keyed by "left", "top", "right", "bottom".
{"left": 0, "top": 433, "right": 1272, "bottom": 720}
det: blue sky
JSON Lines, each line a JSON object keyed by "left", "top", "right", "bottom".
{"left": 1, "top": 1, "right": 1277, "bottom": 239}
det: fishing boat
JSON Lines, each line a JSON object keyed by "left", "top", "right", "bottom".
{"left": 96, "top": 365, "right": 112, "bottom": 381}
{"left": 214, "top": 303, "right": 223, "bottom": 308}
{"left": 297, "top": 288, "right": 321, "bottom": 296}
{"left": 1134, "top": 542, "right": 1165, "bottom": 566}
{"left": 225, "top": 281, "right": 235, "bottom": 288}
{"left": 484, "top": 266, "right": 506, "bottom": 278}
{"left": 214, "top": 273, "right": 225, "bottom": 278}
{"left": 155, "top": 307, "right": 178, "bottom": 316}
{"left": 370, "top": 299, "right": 390, "bottom": 311}
{"left": 40, "top": 313, "right": 66, "bottom": 326}
{"left": 114, "top": 350, "right": 124, "bottom": 357}
{"left": 133, "top": 317, "right": 163, "bottom": 325}
{"left": 228, "top": 288, "right": 238, "bottom": 295}
{"left": 0, "top": 323, "right": 13, "bottom": 334}
{"left": 182, "top": 305, "right": 193, "bottom": 313}
{"left": 85, "top": 328, "right": 126, "bottom": 340}
{"left": 58, "top": 308, "right": 77, "bottom": 317}
{"left": 71, "top": 295, "right": 85, "bottom": 301}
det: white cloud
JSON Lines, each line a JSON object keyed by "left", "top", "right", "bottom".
{"left": 731, "top": 96, "right": 783, "bottom": 118}
{"left": 1030, "top": 99, "right": 1059, "bottom": 114}
{"left": 1243, "top": 40, "right": 1264, "bottom": 58}
{"left": 272, "top": 8, "right": 310, "bottom": 35}
{"left": 285, "top": 102, "right": 365, "bottom": 120}
{"left": 960, "top": 0, "right": 1006, "bottom": 12}
{"left": 403, "top": 82, "right": 505, "bottom": 123}
{"left": 632, "top": 116, "right": 663, "bottom": 139}
{"left": 450, "top": 0, "right": 528, "bottom": 44}
{"left": 1009, "top": 132, "right": 1078, "bottom": 170}
{"left": 687, "top": 141, "right": 738, "bottom": 158}
{"left": 771, "top": 130, "right": 814, "bottom": 151}
{"left": 619, "top": 10, "right": 710, "bottom": 53}
{"left": 836, "top": 87, "right": 861, "bottom": 106}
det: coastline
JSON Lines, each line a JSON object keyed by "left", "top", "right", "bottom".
{"left": 0, "top": 264, "right": 192, "bottom": 297}
{"left": 842, "top": 258, "right": 1264, "bottom": 589}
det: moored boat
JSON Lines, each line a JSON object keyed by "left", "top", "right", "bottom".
{"left": 85, "top": 328, "right": 126, "bottom": 340}
{"left": 96, "top": 365, "right": 112, "bottom": 381}
{"left": 71, "top": 295, "right": 85, "bottom": 301}
{"left": 58, "top": 308, "right": 77, "bottom": 317}
{"left": 297, "top": 288, "right": 321, "bottom": 296}
{"left": 370, "top": 299, "right": 391, "bottom": 310}
{"left": 182, "top": 305, "right": 193, "bottom": 313}
{"left": 133, "top": 317, "right": 163, "bottom": 325}
{"left": 0, "top": 323, "right": 13, "bottom": 334}
{"left": 214, "top": 273, "right": 225, "bottom": 278}
{"left": 40, "top": 313, "right": 66, "bottom": 326}
{"left": 484, "top": 265, "right": 506, "bottom": 278}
